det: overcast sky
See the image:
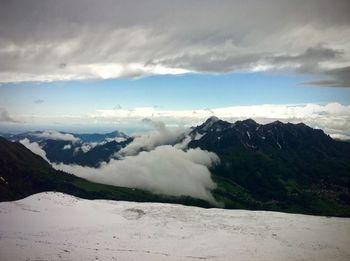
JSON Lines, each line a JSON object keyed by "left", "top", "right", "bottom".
{"left": 0, "top": 0, "right": 350, "bottom": 136}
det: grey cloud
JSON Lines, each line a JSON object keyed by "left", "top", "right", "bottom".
{"left": 269, "top": 46, "right": 343, "bottom": 71}
{"left": 265, "top": 46, "right": 350, "bottom": 86}
{"left": 153, "top": 52, "right": 265, "bottom": 73}
{"left": 0, "top": 0, "right": 349, "bottom": 86}
{"left": 34, "top": 99, "right": 45, "bottom": 104}
{"left": 0, "top": 108, "right": 18, "bottom": 123}
{"left": 304, "top": 66, "right": 350, "bottom": 88}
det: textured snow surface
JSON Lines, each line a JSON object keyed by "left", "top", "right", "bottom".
{"left": 1, "top": 192, "right": 350, "bottom": 261}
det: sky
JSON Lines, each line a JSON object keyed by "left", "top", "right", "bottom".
{"left": 0, "top": 0, "right": 350, "bottom": 137}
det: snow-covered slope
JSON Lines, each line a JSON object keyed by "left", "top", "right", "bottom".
{"left": 0, "top": 193, "right": 349, "bottom": 261}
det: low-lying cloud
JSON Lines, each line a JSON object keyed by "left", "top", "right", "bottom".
{"left": 34, "top": 130, "right": 80, "bottom": 142}
{"left": 18, "top": 128, "right": 220, "bottom": 204}
{"left": 63, "top": 144, "right": 71, "bottom": 150}
{"left": 118, "top": 118, "right": 187, "bottom": 156}
{"left": 74, "top": 142, "right": 102, "bottom": 153}
{"left": 19, "top": 138, "right": 49, "bottom": 162}
{"left": 54, "top": 145, "right": 219, "bottom": 204}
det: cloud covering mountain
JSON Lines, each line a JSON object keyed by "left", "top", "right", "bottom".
{"left": 18, "top": 121, "right": 219, "bottom": 203}
{"left": 54, "top": 146, "right": 219, "bottom": 204}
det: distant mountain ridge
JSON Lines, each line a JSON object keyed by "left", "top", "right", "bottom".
{"left": 1, "top": 130, "right": 132, "bottom": 167}
{"left": 74, "top": 130, "right": 129, "bottom": 143}
{"left": 188, "top": 117, "right": 339, "bottom": 151}
{"left": 1, "top": 130, "right": 128, "bottom": 143}
{"left": 188, "top": 117, "right": 350, "bottom": 216}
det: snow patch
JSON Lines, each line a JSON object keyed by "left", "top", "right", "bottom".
{"left": 201, "top": 116, "right": 219, "bottom": 131}
{"left": 194, "top": 132, "right": 205, "bottom": 141}
{"left": 276, "top": 141, "right": 282, "bottom": 149}
{"left": 0, "top": 176, "right": 8, "bottom": 185}
{"left": 0, "top": 192, "right": 349, "bottom": 261}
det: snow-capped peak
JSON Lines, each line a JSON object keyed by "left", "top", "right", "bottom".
{"left": 200, "top": 116, "right": 220, "bottom": 131}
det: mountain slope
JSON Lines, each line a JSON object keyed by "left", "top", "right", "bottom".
{"left": 0, "top": 137, "right": 211, "bottom": 207}
{"left": 189, "top": 118, "right": 350, "bottom": 216}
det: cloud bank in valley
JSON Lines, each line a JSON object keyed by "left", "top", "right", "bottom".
{"left": 54, "top": 146, "right": 219, "bottom": 204}
{"left": 0, "top": 0, "right": 349, "bottom": 87}
{"left": 18, "top": 121, "right": 220, "bottom": 204}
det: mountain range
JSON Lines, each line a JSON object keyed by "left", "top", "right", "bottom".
{"left": 1, "top": 118, "right": 350, "bottom": 216}
{"left": 189, "top": 117, "right": 350, "bottom": 216}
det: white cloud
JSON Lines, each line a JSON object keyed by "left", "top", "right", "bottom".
{"left": 63, "top": 144, "right": 71, "bottom": 150}
{"left": 54, "top": 145, "right": 219, "bottom": 204}
{"left": 105, "top": 137, "right": 127, "bottom": 143}
{"left": 174, "top": 135, "right": 193, "bottom": 150}
{"left": 5, "top": 103, "right": 350, "bottom": 140}
{"left": 18, "top": 124, "right": 220, "bottom": 204}
{"left": 329, "top": 133, "right": 350, "bottom": 141}
{"left": 34, "top": 130, "right": 80, "bottom": 142}
{"left": 88, "top": 103, "right": 350, "bottom": 139}
{"left": 19, "top": 138, "right": 49, "bottom": 162}
{"left": 77, "top": 142, "right": 101, "bottom": 153}
{"left": 118, "top": 118, "right": 187, "bottom": 156}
